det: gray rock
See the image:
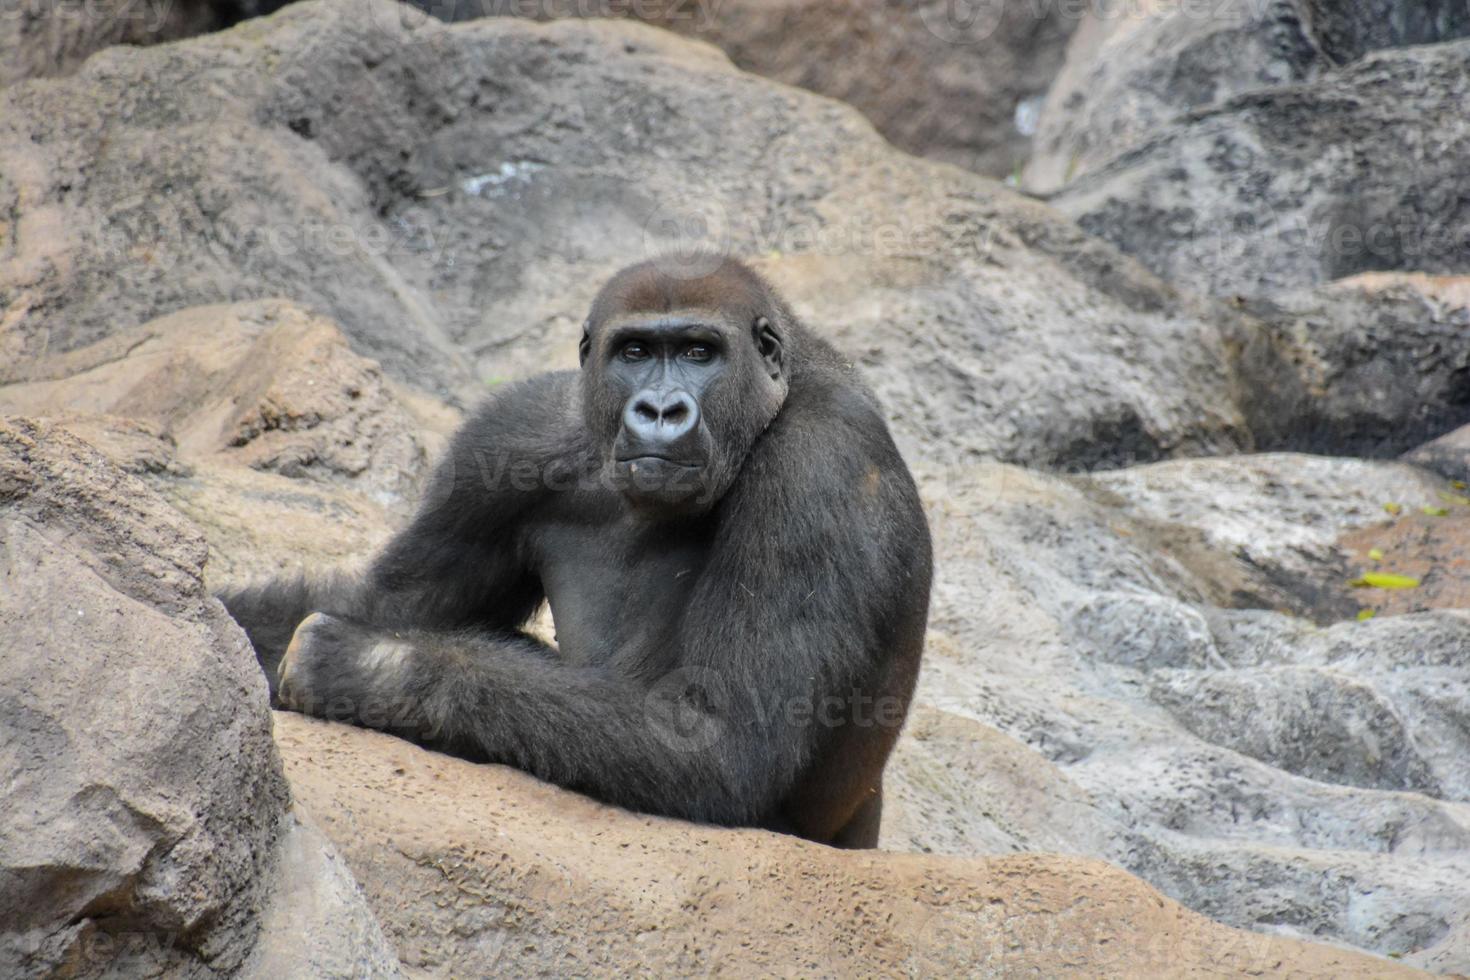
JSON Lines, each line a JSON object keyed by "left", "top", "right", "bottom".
{"left": 0, "top": 0, "right": 1075, "bottom": 179}
{"left": 0, "top": 0, "right": 1247, "bottom": 469}
{"left": 1024, "top": 0, "right": 1326, "bottom": 196}
{"left": 243, "top": 813, "right": 403, "bottom": 978}
{"left": 899, "top": 454, "right": 1470, "bottom": 969}
{"left": 0, "top": 416, "right": 398, "bottom": 977}
{"left": 1047, "top": 37, "right": 1470, "bottom": 297}
{"left": 0, "top": 0, "right": 228, "bottom": 87}
{"left": 1025, "top": 0, "right": 1470, "bottom": 196}
{"left": 1228, "top": 273, "right": 1470, "bottom": 457}
{"left": 433, "top": 0, "right": 1078, "bottom": 178}
{"left": 1406, "top": 422, "right": 1470, "bottom": 484}
{"left": 1148, "top": 665, "right": 1443, "bottom": 794}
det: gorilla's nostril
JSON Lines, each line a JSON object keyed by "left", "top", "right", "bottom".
{"left": 663, "top": 403, "right": 688, "bottom": 425}
{"left": 634, "top": 402, "right": 659, "bottom": 424}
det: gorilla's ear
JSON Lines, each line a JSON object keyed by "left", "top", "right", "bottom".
{"left": 753, "top": 316, "right": 783, "bottom": 379}
{"left": 578, "top": 322, "right": 592, "bottom": 367}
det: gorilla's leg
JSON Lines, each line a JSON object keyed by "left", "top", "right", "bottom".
{"left": 829, "top": 792, "right": 883, "bottom": 849}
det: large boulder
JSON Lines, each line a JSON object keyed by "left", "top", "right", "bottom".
{"left": 452, "top": 0, "right": 1078, "bottom": 178}
{"left": 273, "top": 710, "right": 1414, "bottom": 977}
{"left": 1025, "top": 0, "right": 1470, "bottom": 195}
{"left": 1, "top": 0, "right": 1076, "bottom": 180}
{"left": 0, "top": 417, "right": 398, "bottom": 977}
{"left": 0, "top": 0, "right": 1247, "bottom": 469}
{"left": 1028, "top": 2, "right": 1470, "bottom": 297}
{"left": 1227, "top": 273, "right": 1470, "bottom": 458}
{"left": 903, "top": 455, "right": 1470, "bottom": 971}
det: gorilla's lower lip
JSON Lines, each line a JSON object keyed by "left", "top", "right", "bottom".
{"left": 616, "top": 455, "right": 700, "bottom": 468}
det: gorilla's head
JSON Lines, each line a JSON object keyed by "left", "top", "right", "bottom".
{"left": 580, "top": 255, "right": 791, "bottom": 515}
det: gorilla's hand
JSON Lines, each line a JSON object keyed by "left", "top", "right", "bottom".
{"left": 278, "top": 613, "right": 387, "bottom": 713}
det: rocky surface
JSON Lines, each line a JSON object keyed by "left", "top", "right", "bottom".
{"left": 3, "top": 0, "right": 1469, "bottom": 975}
{"left": 1407, "top": 422, "right": 1470, "bottom": 485}
{"left": 0, "top": 417, "right": 397, "bottom": 977}
{"left": 0, "top": 0, "right": 1076, "bottom": 180}
{"left": 275, "top": 711, "right": 1415, "bottom": 977}
{"left": 0, "top": 0, "right": 1246, "bottom": 469}
{"left": 900, "top": 455, "right": 1470, "bottom": 972}
{"left": 1031, "top": 4, "right": 1470, "bottom": 297}
{"left": 0, "top": 299, "right": 446, "bottom": 504}
{"left": 1022, "top": 0, "right": 1470, "bottom": 196}
{"left": 1024, "top": 0, "right": 1327, "bottom": 196}
{"left": 1227, "top": 273, "right": 1470, "bottom": 458}
{"left": 459, "top": 0, "right": 1077, "bottom": 178}
{"left": 0, "top": 0, "right": 229, "bottom": 87}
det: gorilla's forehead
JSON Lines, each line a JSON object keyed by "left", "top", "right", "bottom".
{"left": 594, "top": 311, "right": 733, "bottom": 338}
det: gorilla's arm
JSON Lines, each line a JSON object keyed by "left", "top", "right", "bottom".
{"left": 275, "top": 388, "right": 930, "bottom": 829}
{"left": 219, "top": 373, "right": 579, "bottom": 698}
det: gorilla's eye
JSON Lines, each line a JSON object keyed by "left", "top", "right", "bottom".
{"left": 684, "top": 345, "right": 713, "bottom": 363}
{"left": 620, "top": 342, "right": 650, "bottom": 362}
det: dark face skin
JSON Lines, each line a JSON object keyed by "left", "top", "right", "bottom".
{"left": 581, "top": 306, "right": 787, "bottom": 516}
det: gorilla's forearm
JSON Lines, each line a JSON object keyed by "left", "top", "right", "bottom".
{"left": 278, "top": 618, "right": 795, "bottom": 826}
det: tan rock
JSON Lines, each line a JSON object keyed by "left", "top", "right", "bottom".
{"left": 274, "top": 711, "right": 1419, "bottom": 977}
{"left": 0, "top": 299, "right": 453, "bottom": 506}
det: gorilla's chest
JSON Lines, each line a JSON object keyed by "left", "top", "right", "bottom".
{"left": 531, "top": 517, "right": 710, "bottom": 669}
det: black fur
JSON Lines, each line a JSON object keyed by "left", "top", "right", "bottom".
{"left": 220, "top": 256, "right": 932, "bottom": 848}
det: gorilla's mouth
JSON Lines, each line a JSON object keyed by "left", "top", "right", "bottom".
{"left": 611, "top": 455, "right": 710, "bottom": 508}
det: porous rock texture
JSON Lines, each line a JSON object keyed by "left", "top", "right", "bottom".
{"left": 445, "top": 0, "right": 1077, "bottom": 178}
{"left": 1226, "top": 273, "right": 1470, "bottom": 458}
{"left": 0, "top": 299, "right": 441, "bottom": 503}
{"left": 0, "top": 417, "right": 397, "bottom": 978}
{"left": 1025, "top": 0, "right": 1470, "bottom": 297}
{"left": 274, "top": 711, "right": 1417, "bottom": 978}
{"left": 1024, "top": 0, "right": 1470, "bottom": 196}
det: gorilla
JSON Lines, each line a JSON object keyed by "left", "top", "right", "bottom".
{"left": 221, "top": 255, "right": 931, "bottom": 848}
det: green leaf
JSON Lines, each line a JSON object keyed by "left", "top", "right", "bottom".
{"left": 1368, "top": 548, "right": 1384, "bottom": 561}
{"left": 1350, "top": 572, "right": 1420, "bottom": 590}
{"left": 1422, "top": 505, "right": 1450, "bottom": 517}
{"left": 1383, "top": 502, "right": 1403, "bottom": 515}
{"left": 1357, "top": 608, "right": 1376, "bottom": 622}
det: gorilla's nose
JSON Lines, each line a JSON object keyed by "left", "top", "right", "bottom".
{"left": 623, "top": 389, "right": 700, "bottom": 454}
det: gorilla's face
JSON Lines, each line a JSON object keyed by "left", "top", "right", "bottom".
{"left": 582, "top": 307, "right": 787, "bottom": 516}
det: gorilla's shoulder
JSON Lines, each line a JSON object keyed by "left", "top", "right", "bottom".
{"left": 466, "top": 371, "right": 578, "bottom": 422}
{"left": 456, "top": 371, "right": 585, "bottom": 454}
